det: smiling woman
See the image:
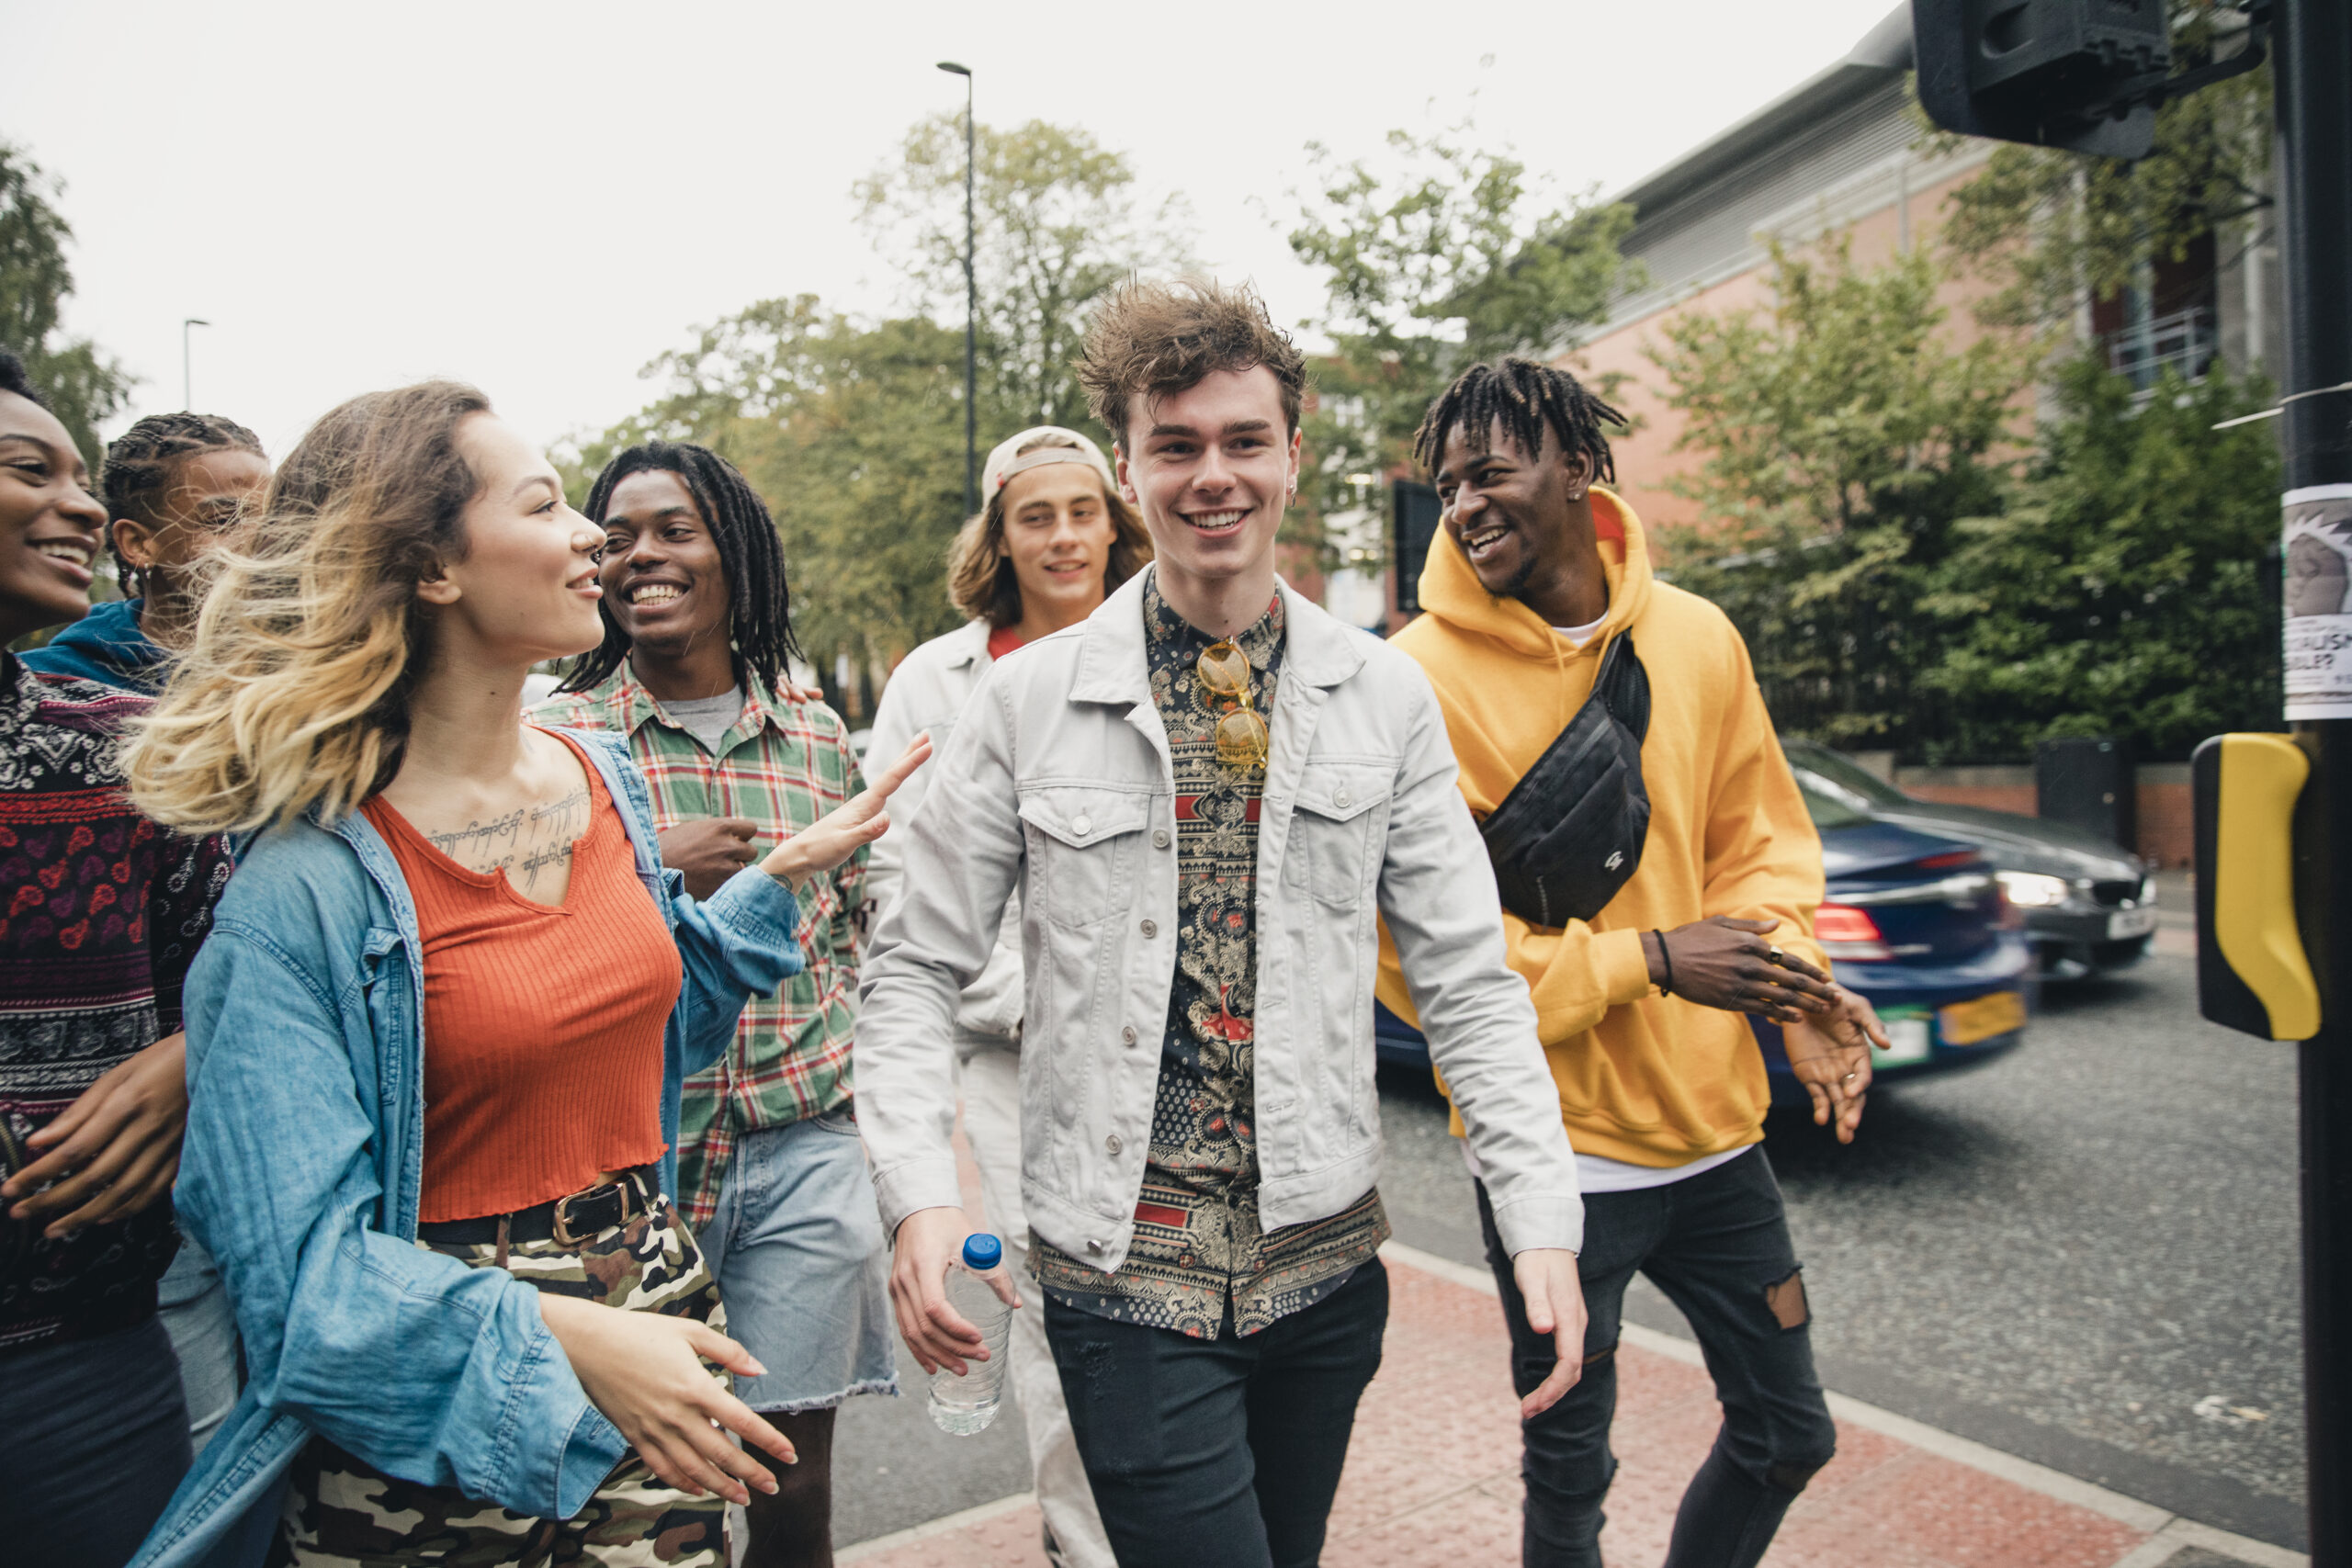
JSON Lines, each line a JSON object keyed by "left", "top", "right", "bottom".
{"left": 0, "top": 348, "right": 239, "bottom": 1568}
{"left": 113, "top": 384, "right": 926, "bottom": 1568}
{"left": 0, "top": 353, "right": 107, "bottom": 643}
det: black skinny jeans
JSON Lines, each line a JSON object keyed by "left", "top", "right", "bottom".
{"left": 0, "top": 1314, "right": 191, "bottom": 1568}
{"left": 1477, "top": 1147, "right": 1838, "bottom": 1568}
{"left": 1044, "top": 1256, "right": 1388, "bottom": 1568}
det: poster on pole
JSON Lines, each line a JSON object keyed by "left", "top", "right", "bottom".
{"left": 2284, "top": 483, "right": 2352, "bottom": 721}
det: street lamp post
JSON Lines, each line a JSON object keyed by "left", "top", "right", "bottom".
{"left": 937, "top": 61, "right": 977, "bottom": 517}
{"left": 182, "top": 318, "right": 210, "bottom": 411}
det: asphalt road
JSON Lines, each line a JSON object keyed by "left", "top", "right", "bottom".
{"left": 832, "top": 943, "right": 2311, "bottom": 1551}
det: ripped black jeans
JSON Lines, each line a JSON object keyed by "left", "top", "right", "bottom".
{"left": 1476, "top": 1147, "right": 1837, "bottom": 1568}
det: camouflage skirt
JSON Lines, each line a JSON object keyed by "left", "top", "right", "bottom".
{"left": 280, "top": 1191, "right": 729, "bottom": 1567}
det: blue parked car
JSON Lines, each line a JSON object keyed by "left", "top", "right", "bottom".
{"left": 1373, "top": 774, "right": 2035, "bottom": 1103}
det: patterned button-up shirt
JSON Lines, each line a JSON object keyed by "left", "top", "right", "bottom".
{"left": 1035, "top": 577, "right": 1388, "bottom": 1338}
{"left": 531, "top": 670, "right": 866, "bottom": 1226}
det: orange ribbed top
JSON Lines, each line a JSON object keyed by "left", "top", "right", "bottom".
{"left": 363, "top": 733, "right": 683, "bottom": 1224}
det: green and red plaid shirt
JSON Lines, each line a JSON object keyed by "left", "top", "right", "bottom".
{"left": 532, "top": 670, "right": 867, "bottom": 1226}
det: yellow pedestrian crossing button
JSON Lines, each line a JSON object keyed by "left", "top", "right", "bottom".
{"left": 2192, "top": 733, "right": 2321, "bottom": 1041}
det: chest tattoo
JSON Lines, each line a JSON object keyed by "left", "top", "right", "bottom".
{"left": 428, "top": 784, "right": 590, "bottom": 894}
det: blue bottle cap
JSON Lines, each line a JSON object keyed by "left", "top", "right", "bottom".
{"left": 962, "top": 1233, "right": 1003, "bottom": 1270}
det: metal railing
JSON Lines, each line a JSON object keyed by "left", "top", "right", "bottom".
{"left": 2106, "top": 305, "right": 2218, "bottom": 389}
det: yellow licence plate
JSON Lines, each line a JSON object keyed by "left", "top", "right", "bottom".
{"left": 1939, "top": 990, "right": 2026, "bottom": 1046}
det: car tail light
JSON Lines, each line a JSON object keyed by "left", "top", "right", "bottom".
{"left": 1815, "top": 902, "right": 1894, "bottom": 961}
{"left": 1911, "top": 850, "right": 1980, "bottom": 871}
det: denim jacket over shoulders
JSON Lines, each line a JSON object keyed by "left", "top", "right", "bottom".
{"left": 131, "top": 729, "right": 805, "bottom": 1568}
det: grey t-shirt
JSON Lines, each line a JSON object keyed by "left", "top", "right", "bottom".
{"left": 663, "top": 687, "right": 744, "bottom": 753}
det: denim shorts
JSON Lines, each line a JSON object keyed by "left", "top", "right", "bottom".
{"left": 695, "top": 1111, "right": 899, "bottom": 1413}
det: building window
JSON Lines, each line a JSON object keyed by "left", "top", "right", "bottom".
{"left": 2091, "top": 231, "right": 2220, "bottom": 389}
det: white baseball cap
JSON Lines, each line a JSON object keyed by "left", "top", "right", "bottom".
{"left": 983, "top": 425, "right": 1116, "bottom": 499}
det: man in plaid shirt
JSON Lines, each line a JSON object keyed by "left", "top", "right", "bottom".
{"left": 533, "top": 441, "right": 893, "bottom": 1568}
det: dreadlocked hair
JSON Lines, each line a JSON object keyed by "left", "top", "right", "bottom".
{"left": 1411, "top": 357, "right": 1627, "bottom": 486}
{"left": 0, "top": 346, "right": 44, "bottom": 406}
{"left": 101, "top": 412, "right": 266, "bottom": 597}
{"left": 559, "top": 441, "right": 801, "bottom": 698}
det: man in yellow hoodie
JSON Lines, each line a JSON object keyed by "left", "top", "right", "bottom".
{"left": 1375, "top": 358, "right": 1886, "bottom": 1568}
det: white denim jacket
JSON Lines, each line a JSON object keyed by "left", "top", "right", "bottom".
{"left": 857, "top": 570, "right": 1583, "bottom": 1271}
{"left": 863, "top": 618, "right": 1024, "bottom": 1046}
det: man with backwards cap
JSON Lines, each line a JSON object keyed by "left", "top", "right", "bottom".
{"left": 862, "top": 426, "right": 1152, "bottom": 1568}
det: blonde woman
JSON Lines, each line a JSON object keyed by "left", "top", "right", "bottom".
{"left": 122, "top": 382, "right": 927, "bottom": 1568}
{"left": 861, "top": 424, "right": 1148, "bottom": 1568}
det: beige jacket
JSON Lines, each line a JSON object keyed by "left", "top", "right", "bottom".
{"left": 863, "top": 619, "right": 1024, "bottom": 1047}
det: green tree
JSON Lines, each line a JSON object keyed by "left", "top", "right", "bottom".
{"left": 1646, "top": 238, "right": 2024, "bottom": 749}
{"left": 561, "top": 117, "right": 1186, "bottom": 695}
{"left": 1, "top": 141, "right": 133, "bottom": 466}
{"left": 554, "top": 297, "right": 967, "bottom": 671}
{"left": 1936, "top": 4, "right": 2271, "bottom": 333}
{"left": 1284, "top": 127, "right": 1640, "bottom": 520}
{"left": 854, "top": 115, "right": 1190, "bottom": 433}
{"left": 1919, "top": 355, "right": 2280, "bottom": 758}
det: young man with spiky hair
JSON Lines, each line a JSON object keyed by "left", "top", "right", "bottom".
{"left": 1378, "top": 357, "right": 1889, "bottom": 1568}
{"left": 855, "top": 281, "right": 1586, "bottom": 1568}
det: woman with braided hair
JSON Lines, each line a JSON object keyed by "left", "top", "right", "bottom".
{"left": 23, "top": 411, "right": 267, "bottom": 693}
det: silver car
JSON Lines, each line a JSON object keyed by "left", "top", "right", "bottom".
{"left": 1781, "top": 740, "right": 2156, "bottom": 981}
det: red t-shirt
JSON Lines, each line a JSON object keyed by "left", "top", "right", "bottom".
{"left": 361, "top": 732, "right": 682, "bottom": 1222}
{"left": 987, "top": 625, "right": 1025, "bottom": 661}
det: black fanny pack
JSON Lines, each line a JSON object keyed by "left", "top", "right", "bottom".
{"left": 1478, "top": 632, "right": 1652, "bottom": 929}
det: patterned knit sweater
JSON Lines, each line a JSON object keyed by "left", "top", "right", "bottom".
{"left": 0, "top": 653, "right": 232, "bottom": 1349}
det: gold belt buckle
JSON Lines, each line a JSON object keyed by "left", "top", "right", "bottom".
{"left": 550, "top": 1172, "right": 639, "bottom": 1247}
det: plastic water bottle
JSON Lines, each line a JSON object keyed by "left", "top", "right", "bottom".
{"left": 928, "top": 1233, "right": 1013, "bottom": 1435}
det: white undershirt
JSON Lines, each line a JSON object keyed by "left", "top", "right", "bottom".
{"left": 1553, "top": 612, "right": 1608, "bottom": 649}
{"left": 1462, "top": 1137, "right": 1753, "bottom": 1193}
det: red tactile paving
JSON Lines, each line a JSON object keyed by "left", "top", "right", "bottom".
{"left": 845, "top": 1257, "right": 2156, "bottom": 1568}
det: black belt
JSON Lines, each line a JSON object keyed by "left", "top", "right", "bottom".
{"left": 417, "top": 1166, "right": 661, "bottom": 1247}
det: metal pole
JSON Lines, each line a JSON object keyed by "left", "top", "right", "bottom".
{"left": 181, "top": 318, "right": 209, "bottom": 411}
{"left": 2275, "top": 0, "right": 2352, "bottom": 1560}
{"left": 962, "top": 73, "right": 978, "bottom": 516}
{"left": 936, "top": 62, "right": 978, "bottom": 515}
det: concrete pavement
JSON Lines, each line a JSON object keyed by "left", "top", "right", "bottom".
{"left": 837, "top": 1244, "right": 2302, "bottom": 1568}
{"left": 828, "top": 934, "right": 2311, "bottom": 1562}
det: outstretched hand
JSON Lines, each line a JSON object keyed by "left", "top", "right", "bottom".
{"left": 1781, "top": 985, "right": 1890, "bottom": 1144}
{"left": 760, "top": 733, "right": 933, "bottom": 892}
{"left": 537, "top": 1293, "right": 797, "bottom": 1507}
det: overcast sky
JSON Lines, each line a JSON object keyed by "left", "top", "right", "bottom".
{"left": 13, "top": 0, "right": 1898, "bottom": 463}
